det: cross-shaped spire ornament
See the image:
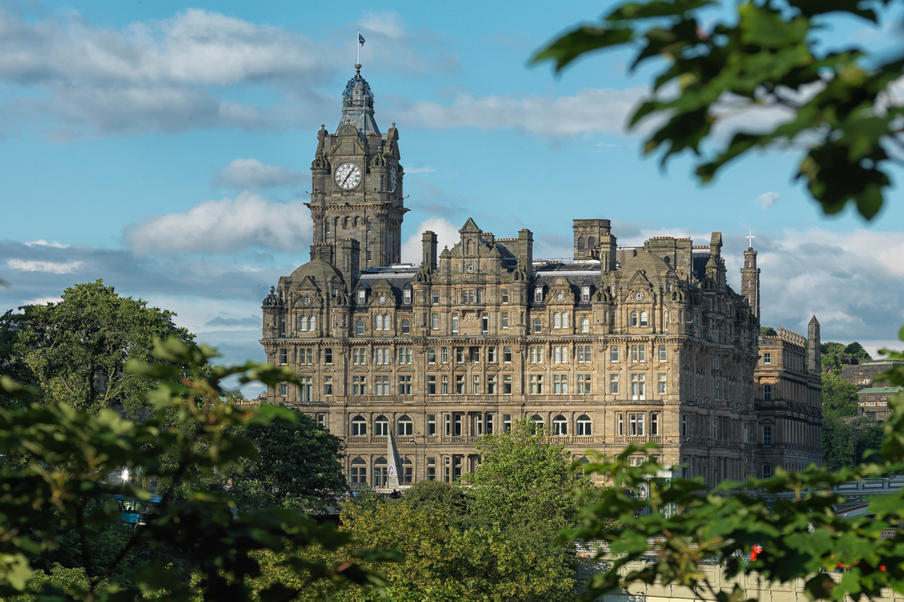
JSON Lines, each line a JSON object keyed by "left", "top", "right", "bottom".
{"left": 746, "top": 227, "right": 755, "bottom": 249}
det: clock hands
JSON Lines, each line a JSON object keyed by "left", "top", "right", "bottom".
{"left": 342, "top": 170, "right": 354, "bottom": 186}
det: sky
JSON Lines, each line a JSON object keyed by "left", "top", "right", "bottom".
{"left": 2, "top": 1, "right": 903, "bottom": 397}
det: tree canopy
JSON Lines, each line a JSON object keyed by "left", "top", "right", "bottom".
{"left": 821, "top": 341, "right": 873, "bottom": 375}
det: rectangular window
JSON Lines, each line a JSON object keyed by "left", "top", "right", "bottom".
{"left": 352, "top": 347, "right": 367, "bottom": 365}
{"left": 441, "top": 375, "right": 449, "bottom": 394}
{"left": 503, "top": 374, "right": 512, "bottom": 394}
{"left": 501, "top": 311, "right": 509, "bottom": 328}
{"left": 681, "top": 414, "right": 688, "bottom": 437}
{"left": 577, "top": 373, "right": 591, "bottom": 394}
{"left": 534, "top": 288, "right": 543, "bottom": 303}
{"left": 427, "top": 375, "right": 436, "bottom": 395}
{"left": 324, "top": 348, "right": 333, "bottom": 364}
{"left": 553, "top": 374, "right": 568, "bottom": 395}
{"left": 487, "top": 374, "right": 497, "bottom": 394}
{"left": 451, "top": 314, "right": 459, "bottom": 333}
{"left": 763, "top": 425, "right": 773, "bottom": 446}
{"left": 529, "top": 374, "right": 544, "bottom": 394}
{"left": 323, "top": 376, "right": 333, "bottom": 396}
{"left": 553, "top": 346, "right": 568, "bottom": 363}
{"left": 427, "top": 415, "right": 436, "bottom": 436}
{"left": 432, "top": 313, "right": 439, "bottom": 330}
{"left": 442, "top": 347, "right": 449, "bottom": 363}
{"left": 532, "top": 318, "right": 542, "bottom": 333}
{"left": 530, "top": 346, "right": 544, "bottom": 363}
{"left": 472, "top": 374, "right": 480, "bottom": 394}
{"left": 432, "top": 291, "right": 440, "bottom": 304}
{"left": 763, "top": 352, "right": 772, "bottom": 364}
{"left": 577, "top": 345, "right": 591, "bottom": 363}
{"left": 743, "top": 423, "right": 751, "bottom": 443}
{"left": 658, "top": 345, "right": 667, "bottom": 362}
{"left": 299, "top": 376, "right": 312, "bottom": 402}
{"left": 503, "top": 346, "right": 512, "bottom": 363}
{"left": 628, "top": 413, "right": 645, "bottom": 436}
{"left": 470, "top": 346, "right": 480, "bottom": 363}
{"left": 398, "top": 375, "right": 412, "bottom": 395}
{"left": 610, "top": 346, "right": 619, "bottom": 362}
{"left": 279, "top": 349, "right": 287, "bottom": 365}
{"left": 426, "top": 457, "right": 436, "bottom": 480}
{"left": 403, "top": 289, "right": 412, "bottom": 304}
{"left": 650, "top": 412, "right": 659, "bottom": 436}
{"left": 631, "top": 374, "right": 646, "bottom": 400}
{"left": 427, "top": 347, "right": 436, "bottom": 363}
{"left": 375, "top": 375, "right": 389, "bottom": 396}
{"left": 278, "top": 382, "right": 288, "bottom": 396}
{"left": 609, "top": 374, "right": 619, "bottom": 394}
{"left": 454, "top": 347, "right": 464, "bottom": 363}
{"left": 501, "top": 289, "right": 509, "bottom": 303}
{"left": 503, "top": 413, "right": 512, "bottom": 432}
{"left": 452, "top": 414, "right": 463, "bottom": 436}
{"left": 658, "top": 373, "right": 667, "bottom": 395}
{"left": 616, "top": 413, "right": 624, "bottom": 436}
{"left": 374, "top": 347, "right": 391, "bottom": 365}
{"left": 455, "top": 374, "right": 464, "bottom": 394}
{"left": 486, "top": 413, "right": 495, "bottom": 434}
{"left": 397, "top": 347, "right": 412, "bottom": 364}
{"left": 352, "top": 375, "right": 366, "bottom": 396}
{"left": 487, "top": 347, "right": 496, "bottom": 363}
{"left": 631, "top": 345, "right": 646, "bottom": 362}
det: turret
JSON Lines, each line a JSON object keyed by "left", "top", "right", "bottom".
{"left": 337, "top": 238, "right": 360, "bottom": 292}
{"left": 422, "top": 230, "right": 438, "bottom": 271}
{"left": 808, "top": 316, "right": 821, "bottom": 374}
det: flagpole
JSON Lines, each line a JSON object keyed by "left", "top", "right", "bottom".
{"left": 356, "top": 30, "right": 360, "bottom": 66}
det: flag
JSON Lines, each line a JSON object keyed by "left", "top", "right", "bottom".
{"left": 358, "top": 33, "right": 366, "bottom": 46}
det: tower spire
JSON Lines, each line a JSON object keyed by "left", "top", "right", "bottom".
{"left": 741, "top": 234, "right": 760, "bottom": 320}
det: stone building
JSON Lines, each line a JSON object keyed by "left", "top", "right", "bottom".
{"left": 259, "top": 67, "right": 819, "bottom": 489}
{"left": 842, "top": 360, "right": 904, "bottom": 389}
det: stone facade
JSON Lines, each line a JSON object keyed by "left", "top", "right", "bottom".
{"left": 259, "top": 68, "right": 821, "bottom": 489}
{"left": 842, "top": 361, "right": 904, "bottom": 389}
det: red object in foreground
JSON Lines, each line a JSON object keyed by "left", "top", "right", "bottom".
{"left": 750, "top": 544, "right": 764, "bottom": 561}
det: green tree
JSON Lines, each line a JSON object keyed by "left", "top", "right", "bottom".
{"left": 229, "top": 408, "right": 347, "bottom": 512}
{"left": 0, "top": 337, "right": 377, "bottom": 601}
{"left": 822, "top": 370, "right": 859, "bottom": 417}
{"left": 821, "top": 413, "right": 856, "bottom": 470}
{"left": 1, "top": 280, "right": 194, "bottom": 416}
{"left": 821, "top": 341, "right": 873, "bottom": 375}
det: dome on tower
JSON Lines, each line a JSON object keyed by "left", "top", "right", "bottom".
{"left": 338, "top": 66, "right": 380, "bottom": 136}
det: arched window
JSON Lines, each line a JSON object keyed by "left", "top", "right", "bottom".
{"left": 309, "top": 315, "right": 316, "bottom": 331}
{"left": 562, "top": 312, "right": 569, "bottom": 329}
{"left": 762, "top": 463, "right": 773, "bottom": 478}
{"left": 299, "top": 315, "right": 308, "bottom": 331}
{"left": 552, "top": 414, "right": 568, "bottom": 436}
{"left": 355, "top": 319, "right": 364, "bottom": 335}
{"left": 576, "top": 414, "right": 592, "bottom": 436}
{"left": 397, "top": 415, "right": 413, "bottom": 436}
{"left": 401, "top": 457, "right": 413, "bottom": 485}
{"left": 553, "top": 312, "right": 561, "bottom": 328}
{"left": 580, "top": 317, "right": 590, "bottom": 333}
{"left": 588, "top": 236, "right": 596, "bottom": 249}
{"left": 630, "top": 311, "right": 638, "bottom": 326}
{"left": 764, "top": 384, "right": 772, "bottom": 401}
{"left": 451, "top": 314, "right": 459, "bottom": 333}
{"left": 577, "top": 237, "right": 585, "bottom": 251}
{"left": 532, "top": 318, "right": 542, "bottom": 333}
{"left": 375, "top": 415, "right": 389, "bottom": 436}
{"left": 401, "top": 319, "right": 410, "bottom": 334}
{"left": 374, "top": 457, "right": 388, "bottom": 488}
{"left": 343, "top": 216, "right": 349, "bottom": 229}
{"left": 531, "top": 414, "right": 544, "bottom": 426}
{"left": 350, "top": 457, "right": 367, "bottom": 485}
{"left": 640, "top": 311, "right": 648, "bottom": 327}
{"left": 354, "top": 216, "right": 360, "bottom": 228}
{"left": 351, "top": 415, "right": 367, "bottom": 436}
{"left": 576, "top": 456, "right": 590, "bottom": 476}
{"left": 374, "top": 314, "right": 383, "bottom": 330}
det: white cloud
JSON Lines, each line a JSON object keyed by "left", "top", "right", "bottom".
{"left": 404, "top": 165, "right": 436, "bottom": 175}
{"left": 0, "top": 7, "right": 330, "bottom": 135}
{"left": 125, "top": 192, "right": 312, "bottom": 254}
{"left": 400, "top": 87, "right": 645, "bottom": 139}
{"left": 214, "top": 158, "right": 305, "bottom": 190}
{"left": 754, "top": 192, "right": 780, "bottom": 210}
{"left": 401, "top": 217, "right": 461, "bottom": 264}
{"left": 7, "top": 259, "right": 83, "bottom": 274}
{"left": 25, "top": 240, "right": 68, "bottom": 248}
{"left": 361, "top": 12, "right": 405, "bottom": 39}
{"left": 22, "top": 296, "right": 63, "bottom": 305}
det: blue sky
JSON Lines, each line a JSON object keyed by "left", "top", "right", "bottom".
{"left": 2, "top": 1, "right": 903, "bottom": 395}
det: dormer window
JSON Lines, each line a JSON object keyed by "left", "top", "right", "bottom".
{"left": 403, "top": 289, "right": 412, "bottom": 304}
{"left": 534, "top": 287, "right": 543, "bottom": 303}
{"left": 357, "top": 289, "right": 366, "bottom": 304}
{"left": 581, "top": 286, "right": 590, "bottom": 302}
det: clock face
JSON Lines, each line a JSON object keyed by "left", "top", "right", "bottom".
{"left": 635, "top": 292, "right": 644, "bottom": 301}
{"left": 334, "top": 163, "right": 361, "bottom": 190}
{"left": 378, "top": 295, "right": 386, "bottom": 304}
{"left": 466, "top": 264, "right": 474, "bottom": 273}
{"left": 302, "top": 295, "right": 312, "bottom": 305}
{"left": 556, "top": 292, "right": 564, "bottom": 302}
{"left": 390, "top": 165, "right": 398, "bottom": 191}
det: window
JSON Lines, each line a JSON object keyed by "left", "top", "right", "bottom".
{"left": 374, "top": 416, "right": 389, "bottom": 436}
{"left": 278, "top": 316, "right": 286, "bottom": 337}
{"left": 580, "top": 317, "right": 589, "bottom": 333}
{"left": 658, "top": 345, "right": 666, "bottom": 362}
{"left": 503, "top": 346, "right": 512, "bottom": 363}
{"left": 427, "top": 347, "right": 436, "bottom": 363}
{"left": 324, "top": 348, "right": 333, "bottom": 364}
{"left": 554, "top": 345, "right": 568, "bottom": 363}
{"left": 279, "top": 349, "right": 287, "bottom": 365}
{"left": 577, "top": 374, "right": 591, "bottom": 394}
{"left": 470, "top": 346, "right": 480, "bottom": 363}
{"left": 431, "top": 313, "right": 439, "bottom": 330}
{"left": 764, "top": 384, "right": 772, "bottom": 402}
{"left": 529, "top": 374, "right": 544, "bottom": 394}
{"left": 472, "top": 374, "right": 481, "bottom": 394}
{"left": 640, "top": 311, "right": 648, "bottom": 326}
{"left": 350, "top": 457, "right": 367, "bottom": 484}
{"left": 455, "top": 347, "right": 465, "bottom": 363}
{"left": 374, "top": 457, "right": 388, "bottom": 487}
{"left": 487, "top": 347, "right": 496, "bottom": 363}
{"left": 441, "top": 347, "right": 449, "bottom": 363}
{"left": 553, "top": 374, "right": 568, "bottom": 395}
{"left": 278, "top": 382, "right": 288, "bottom": 396}
{"left": 355, "top": 319, "right": 364, "bottom": 335}
{"left": 401, "top": 458, "right": 413, "bottom": 485}
{"left": 681, "top": 414, "right": 688, "bottom": 437}
{"left": 762, "top": 463, "right": 773, "bottom": 478}
{"left": 486, "top": 413, "right": 495, "bottom": 434}
{"left": 562, "top": 312, "right": 569, "bottom": 329}
{"left": 553, "top": 312, "right": 561, "bottom": 329}
{"left": 530, "top": 346, "right": 544, "bottom": 363}
{"left": 610, "top": 346, "right": 619, "bottom": 362}
{"left": 628, "top": 413, "right": 645, "bottom": 436}
{"left": 530, "top": 414, "right": 544, "bottom": 431}
{"left": 502, "top": 289, "right": 509, "bottom": 303}
{"left": 374, "top": 314, "right": 382, "bottom": 331}
{"left": 299, "top": 376, "right": 312, "bottom": 401}
{"left": 501, "top": 312, "right": 509, "bottom": 329}
{"left": 630, "top": 311, "right": 638, "bottom": 326}
{"left": 552, "top": 415, "right": 568, "bottom": 435}
{"left": 487, "top": 374, "right": 497, "bottom": 394}
{"left": 297, "top": 348, "right": 313, "bottom": 365}
{"left": 631, "top": 345, "right": 646, "bottom": 362}
{"left": 481, "top": 313, "right": 489, "bottom": 332}
{"left": 427, "top": 415, "right": 436, "bottom": 436}
{"left": 609, "top": 374, "right": 619, "bottom": 394}
{"left": 631, "top": 374, "right": 646, "bottom": 400}
{"left": 352, "top": 347, "right": 367, "bottom": 365}
{"left": 432, "top": 290, "right": 439, "bottom": 304}
{"left": 397, "top": 347, "right": 412, "bottom": 364}
{"left": 451, "top": 314, "right": 459, "bottom": 333}
{"left": 763, "top": 425, "right": 773, "bottom": 446}
{"left": 658, "top": 373, "right": 667, "bottom": 394}
{"left": 310, "top": 315, "right": 317, "bottom": 331}
{"left": 534, "top": 287, "right": 543, "bottom": 303}
{"left": 577, "top": 345, "right": 591, "bottom": 363}
{"left": 398, "top": 375, "right": 412, "bottom": 395}
{"left": 374, "top": 347, "right": 390, "bottom": 365}
{"left": 582, "top": 286, "right": 590, "bottom": 301}
{"left": 650, "top": 412, "right": 660, "bottom": 436}
{"left": 763, "top": 352, "right": 772, "bottom": 364}
{"left": 532, "top": 318, "right": 542, "bottom": 333}
{"left": 427, "top": 375, "right": 436, "bottom": 395}
{"left": 576, "top": 414, "right": 592, "bottom": 436}
{"left": 299, "top": 316, "right": 308, "bottom": 332}
{"left": 452, "top": 414, "right": 463, "bottom": 436}
{"left": 397, "top": 415, "right": 413, "bottom": 436}
{"left": 503, "top": 374, "right": 512, "bottom": 394}
{"left": 351, "top": 416, "right": 367, "bottom": 436}
{"left": 401, "top": 319, "right": 410, "bottom": 334}
{"left": 352, "top": 375, "right": 366, "bottom": 395}
{"left": 616, "top": 413, "right": 624, "bottom": 435}
{"left": 455, "top": 374, "right": 465, "bottom": 394}
{"left": 403, "top": 289, "right": 412, "bottom": 304}
{"left": 503, "top": 414, "right": 513, "bottom": 432}
{"left": 426, "top": 457, "right": 436, "bottom": 480}
{"left": 323, "top": 376, "right": 333, "bottom": 396}
{"left": 442, "top": 375, "right": 449, "bottom": 394}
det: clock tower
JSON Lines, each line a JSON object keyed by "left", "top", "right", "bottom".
{"left": 307, "top": 65, "right": 407, "bottom": 279}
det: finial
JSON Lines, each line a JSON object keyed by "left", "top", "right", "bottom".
{"left": 746, "top": 227, "right": 755, "bottom": 249}
{"left": 355, "top": 63, "right": 362, "bottom": 73}
{"left": 392, "top": 122, "right": 396, "bottom": 127}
